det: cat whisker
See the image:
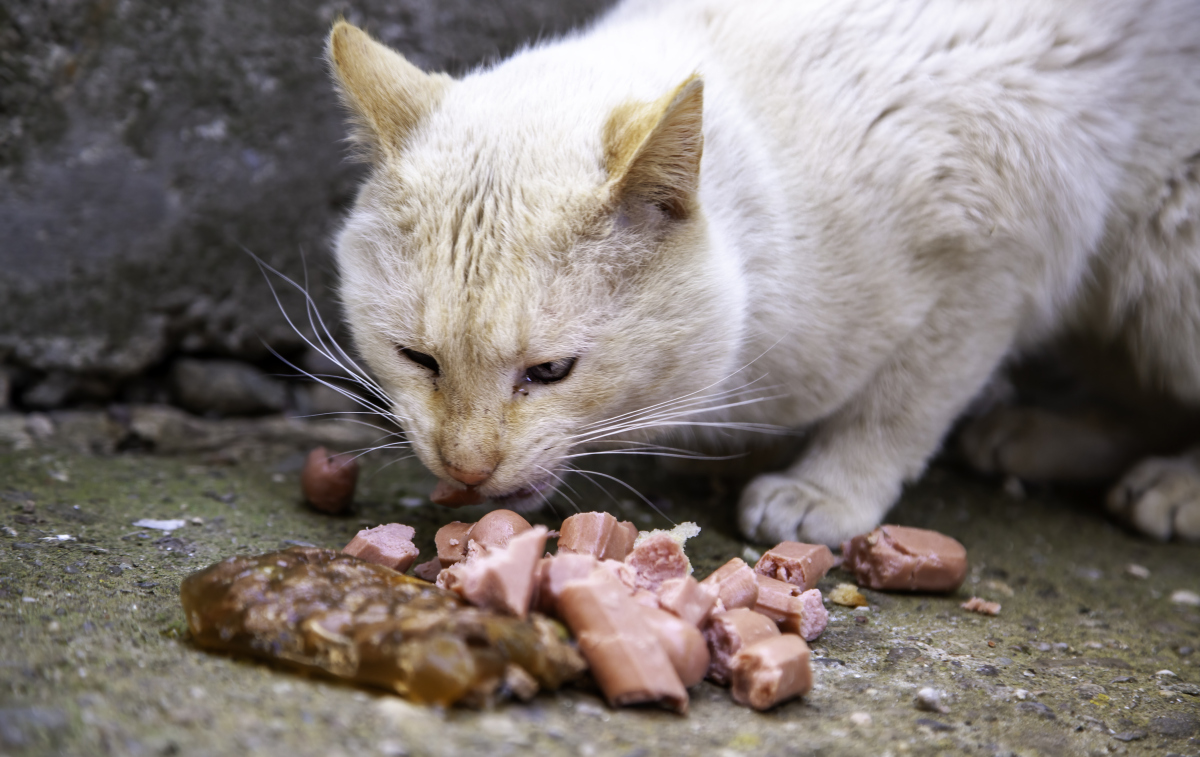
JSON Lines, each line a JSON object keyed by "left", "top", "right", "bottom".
{"left": 564, "top": 464, "right": 674, "bottom": 526}
{"left": 576, "top": 376, "right": 779, "bottom": 431}
{"left": 533, "top": 464, "right": 583, "bottom": 515}
{"left": 247, "top": 248, "right": 395, "bottom": 408}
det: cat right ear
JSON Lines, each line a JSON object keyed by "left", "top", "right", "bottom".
{"left": 603, "top": 75, "right": 705, "bottom": 220}
{"left": 326, "top": 21, "right": 450, "bottom": 160}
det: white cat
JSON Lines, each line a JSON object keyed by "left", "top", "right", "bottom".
{"left": 325, "top": 0, "right": 1200, "bottom": 546}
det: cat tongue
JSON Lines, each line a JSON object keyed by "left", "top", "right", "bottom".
{"left": 430, "top": 480, "right": 487, "bottom": 507}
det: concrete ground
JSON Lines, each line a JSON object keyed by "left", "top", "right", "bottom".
{"left": 1, "top": 412, "right": 1197, "bottom": 757}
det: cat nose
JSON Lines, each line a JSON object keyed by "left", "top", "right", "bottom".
{"left": 444, "top": 463, "right": 492, "bottom": 486}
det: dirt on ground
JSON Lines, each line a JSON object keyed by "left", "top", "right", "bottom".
{"left": 1, "top": 418, "right": 1198, "bottom": 757}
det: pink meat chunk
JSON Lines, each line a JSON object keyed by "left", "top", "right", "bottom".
{"left": 556, "top": 575, "right": 689, "bottom": 713}
{"left": 754, "top": 541, "right": 836, "bottom": 591}
{"left": 625, "top": 533, "right": 691, "bottom": 592}
{"left": 730, "top": 634, "right": 813, "bottom": 710}
{"left": 703, "top": 608, "right": 780, "bottom": 685}
{"left": 699, "top": 558, "right": 759, "bottom": 614}
{"left": 842, "top": 525, "right": 968, "bottom": 592}
{"left": 557, "top": 512, "right": 638, "bottom": 561}
{"left": 437, "top": 526, "right": 548, "bottom": 617}
{"left": 656, "top": 576, "right": 717, "bottom": 627}
{"left": 341, "top": 523, "right": 419, "bottom": 573}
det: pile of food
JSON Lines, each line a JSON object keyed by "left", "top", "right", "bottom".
{"left": 179, "top": 451, "right": 977, "bottom": 711}
{"left": 182, "top": 503, "right": 972, "bottom": 712}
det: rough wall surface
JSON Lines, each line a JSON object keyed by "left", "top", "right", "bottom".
{"left": 0, "top": 0, "right": 615, "bottom": 407}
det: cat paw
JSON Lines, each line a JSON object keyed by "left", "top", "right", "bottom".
{"left": 960, "top": 406, "right": 1136, "bottom": 482}
{"left": 737, "top": 473, "right": 880, "bottom": 547}
{"left": 1107, "top": 456, "right": 1200, "bottom": 541}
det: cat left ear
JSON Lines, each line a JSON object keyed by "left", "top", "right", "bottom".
{"left": 603, "top": 75, "right": 704, "bottom": 220}
{"left": 327, "top": 21, "right": 451, "bottom": 160}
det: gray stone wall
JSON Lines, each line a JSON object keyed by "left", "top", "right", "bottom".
{"left": 0, "top": 0, "right": 614, "bottom": 412}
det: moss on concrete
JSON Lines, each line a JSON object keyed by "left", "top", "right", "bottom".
{"left": 1, "top": 445, "right": 1197, "bottom": 756}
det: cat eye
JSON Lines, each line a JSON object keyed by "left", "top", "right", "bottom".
{"left": 399, "top": 347, "right": 440, "bottom": 375}
{"left": 524, "top": 357, "right": 576, "bottom": 384}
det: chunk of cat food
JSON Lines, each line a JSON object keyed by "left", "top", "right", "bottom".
{"left": 430, "top": 479, "right": 486, "bottom": 507}
{"left": 533, "top": 552, "right": 601, "bottom": 615}
{"left": 751, "top": 576, "right": 828, "bottom": 640}
{"left": 557, "top": 512, "right": 639, "bottom": 561}
{"left": 179, "top": 546, "right": 584, "bottom": 706}
{"left": 434, "top": 521, "right": 474, "bottom": 566}
{"left": 342, "top": 523, "right": 419, "bottom": 573}
{"left": 656, "top": 576, "right": 717, "bottom": 627}
{"left": 412, "top": 558, "right": 443, "bottom": 582}
{"left": 704, "top": 608, "right": 780, "bottom": 685}
{"left": 467, "top": 509, "right": 532, "bottom": 551}
{"left": 626, "top": 531, "right": 692, "bottom": 592}
{"left": 754, "top": 541, "right": 836, "bottom": 591}
{"left": 841, "top": 525, "right": 968, "bottom": 592}
{"left": 730, "top": 634, "right": 813, "bottom": 711}
{"left": 437, "top": 526, "right": 548, "bottom": 618}
{"left": 828, "top": 582, "right": 869, "bottom": 607}
{"left": 557, "top": 576, "right": 689, "bottom": 713}
{"left": 700, "top": 558, "right": 760, "bottom": 614}
{"left": 300, "top": 447, "right": 359, "bottom": 513}
{"left": 960, "top": 596, "right": 1002, "bottom": 615}
{"left": 640, "top": 604, "right": 710, "bottom": 687}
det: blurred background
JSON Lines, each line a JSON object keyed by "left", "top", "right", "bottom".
{"left": 0, "top": 0, "right": 614, "bottom": 432}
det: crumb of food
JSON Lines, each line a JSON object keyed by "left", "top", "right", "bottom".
{"left": 633, "top": 522, "right": 700, "bottom": 550}
{"left": 849, "top": 712, "right": 873, "bottom": 726}
{"left": 915, "top": 687, "right": 950, "bottom": 714}
{"left": 300, "top": 447, "right": 359, "bottom": 514}
{"left": 1169, "top": 589, "right": 1199, "bottom": 606}
{"left": 1125, "top": 564, "right": 1150, "bottom": 579}
{"left": 828, "top": 582, "right": 869, "bottom": 607}
{"left": 961, "top": 596, "right": 1001, "bottom": 615}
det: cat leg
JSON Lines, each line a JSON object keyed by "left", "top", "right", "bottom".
{"left": 1106, "top": 448, "right": 1200, "bottom": 541}
{"left": 739, "top": 289, "right": 1020, "bottom": 546}
{"left": 959, "top": 406, "right": 1145, "bottom": 483}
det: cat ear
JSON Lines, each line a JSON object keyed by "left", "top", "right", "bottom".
{"left": 603, "top": 75, "right": 704, "bottom": 220}
{"left": 327, "top": 21, "right": 450, "bottom": 160}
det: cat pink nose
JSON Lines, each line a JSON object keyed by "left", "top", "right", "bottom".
{"left": 445, "top": 464, "right": 492, "bottom": 486}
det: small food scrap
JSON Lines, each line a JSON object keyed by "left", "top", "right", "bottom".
{"left": 704, "top": 608, "right": 780, "bottom": 685}
{"left": 730, "top": 634, "right": 813, "bottom": 711}
{"left": 1169, "top": 589, "right": 1200, "bottom": 606}
{"left": 437, "top": 527, "right": 548, "bottom": 617}
{"left": 828, "top": 582, "right": 869, "bottom": 607}
{"left": 435, "top": 521, "right": 474, "bottom": 567}
{"left": 625, "top": 531, "right": 693, "bottom": 591}
{"left": 557, "top": 512, "right": 638, "bottom": 561}
{"left": 556, "top": 575, "right": 689, "bottom": 713}
{"left": 655, "top": 576, "right": 717, "bottom": 627}
{"left": 342, "top": 523, "right": 420, "bottom": 573}
{"left": 752, "top": 575, "right": 828, "bottom": 640}
{"left": 468, "top": 509, "right": 533, "bottom": 551}
{"left": 633, "top": 521, "right": 701, "bottom": 550}
{"left": 1125, "top": 563, "right": 1150, "bottom": 579}
{"left": 754, "top": 541, "right": 835, "bottom": 591}
{"left": 700, "top": 557, "right": 759, "bottom": 614}
{"left": 915, "top": 687, "right": 950, "bottom": 714}
{"left": 412, "top": 559, "right": 442, "bottom": 582}
{"left": 132, "top": 518, "right": 187, "bottom": 531}
{"left": 640, "top": 604, "right": 710, "bottom": 687}
{"left": 841, "top": 525, "right": 968, "bottom": 592}
{"left": 301, "top": 447, "right": 359, "bottom": 514}
{"left": 179, "top": 547, "right": 584, "bottom": 706}
{"left": 960, "top": 596, "right": 1002, "bottom": 616}
{"left": 429, "top": 478, "right": 486, "bottom": 507}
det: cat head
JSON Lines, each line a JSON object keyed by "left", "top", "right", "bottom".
{"left": 326, "top": 22, "right": 743, "bottom": 504}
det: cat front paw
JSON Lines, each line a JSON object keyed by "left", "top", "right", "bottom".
{"left": 1107, "top": 455, "right": 1200, "bottom": 541}
{"left": 737, "top": 473, "right": 880, "bottom": 547}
